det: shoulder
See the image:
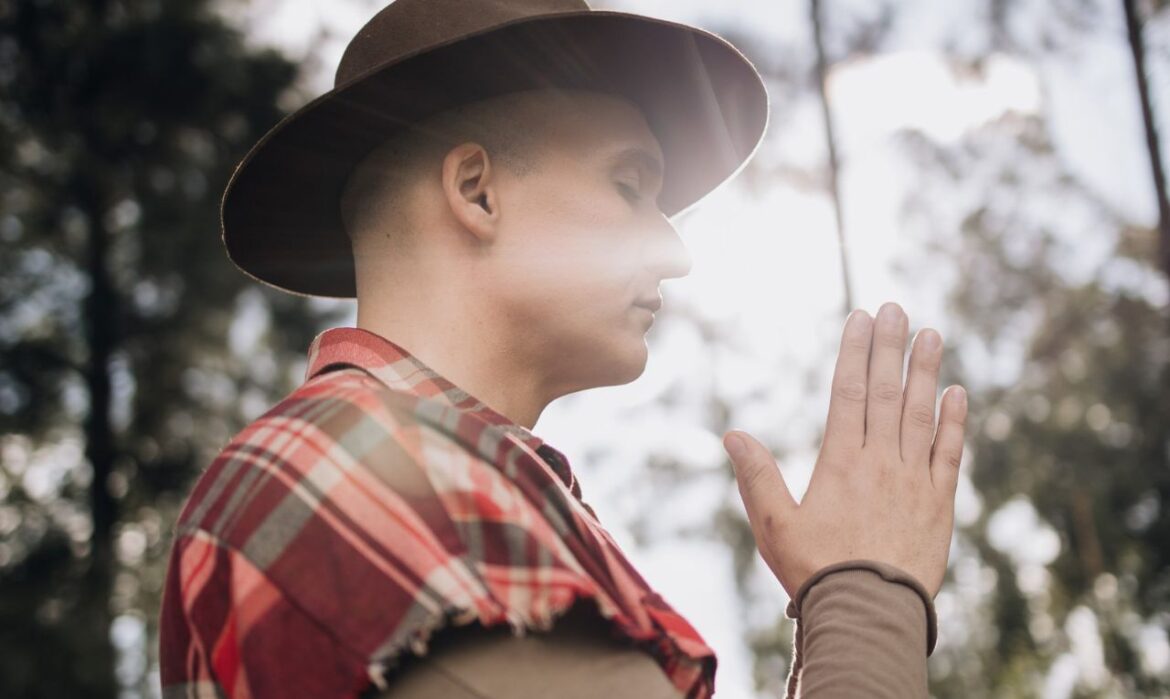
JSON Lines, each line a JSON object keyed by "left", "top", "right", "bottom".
{"left": 160, "top": 368, "right": 505, "bottom": 686}
{"left": 164, "top": 365, "right": 496, "bottom": 621}
{"left": 172, "top": 367, "right": 478, "bottom": 543}
{"left": 160, "top": 366, "right": 620, "bottom": 694}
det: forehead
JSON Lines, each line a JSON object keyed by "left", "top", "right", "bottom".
{"left": 535, "top": 90, "right": 664, "bottom": 172}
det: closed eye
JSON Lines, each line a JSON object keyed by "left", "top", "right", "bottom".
{"left": 616, "top": 181, "right": 641, "bottom": 202}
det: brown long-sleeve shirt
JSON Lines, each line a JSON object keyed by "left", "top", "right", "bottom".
{"left": 376, "top": 558, "right": 939, "bottom": 697}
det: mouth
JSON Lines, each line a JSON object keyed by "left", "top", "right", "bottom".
{"left": 632, "top": 297, "right": 663, "bottom": 313}
{"left": 632, "top": 305, "right": 656, "bottom": 327}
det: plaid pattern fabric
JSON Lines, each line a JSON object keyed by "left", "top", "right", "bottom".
{"left": 159, "top": 326, "right": 717, "bottom": 698}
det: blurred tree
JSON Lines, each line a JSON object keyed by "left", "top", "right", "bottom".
{"left": 884, "top": 0, "right": 1170, "bottom": 693}
{"left": 0, "top": 1, "right": 341, "bottom": 696}
{"left": 698, "top": 0, "right": 1170, "bottom": 693}
{"left": 663, "top": 0, "right": 1170, "bottom": 695}
{"left": 1122, "top": 0, "right": 1170, "bottom": 282}
{"left": 810, "top": 0, "right": 857, "bottom": 314}
{"left": 897, "top": 92, "right": 1170, "bottom": 699}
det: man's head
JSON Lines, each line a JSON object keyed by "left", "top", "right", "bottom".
{"left": 341, "top": 87, "right": 693, "bottom": 400}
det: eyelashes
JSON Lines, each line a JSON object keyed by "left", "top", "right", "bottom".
{"left": 616, "top": 181, "right": 641, "bottom": 202}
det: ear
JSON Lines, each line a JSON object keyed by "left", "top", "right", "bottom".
{"left": 441, "top": 142, "right": 500, "bottom": 242}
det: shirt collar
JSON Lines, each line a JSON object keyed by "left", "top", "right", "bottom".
{"left": 303, "top": 327, "right": 577, "bottom": 489}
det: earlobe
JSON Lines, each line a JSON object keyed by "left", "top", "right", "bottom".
{"left": 442, "top": 143, "right": 499, "bottom": 242}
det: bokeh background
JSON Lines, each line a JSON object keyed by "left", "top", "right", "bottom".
{"left": 2, "top": 0, "right": 1168, "bottom": 696}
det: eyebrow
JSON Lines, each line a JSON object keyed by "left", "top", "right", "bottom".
{"left": 607, "top": 146, "right": 664, "bottom": 182}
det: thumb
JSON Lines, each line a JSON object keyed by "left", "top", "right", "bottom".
{"left": 723, "top": 430, "right": 798, "bottom": 521}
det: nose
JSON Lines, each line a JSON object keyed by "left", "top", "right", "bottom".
{"left": 644, "top": 212, "right": 693, "bottom": 280}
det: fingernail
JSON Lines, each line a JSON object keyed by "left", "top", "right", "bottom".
{"left": 847, "top": 310, "right": 870, "bottom": 334}
{"left": 725, "top": 432, "right": 748, "bottom": 460}
{"left": 949, "top": 386, "right": 966, "bottom": 406}
{"left": 878, "top": 303, "right": 901, "bottom": 325}
{"left": 920, "top": 329, "right": 940, "bottom": 350}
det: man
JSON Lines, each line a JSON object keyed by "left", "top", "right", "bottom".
{"left": 159, "top": 1, "right": 968, "bottom": 697}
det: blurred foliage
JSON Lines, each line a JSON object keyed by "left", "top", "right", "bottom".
{"left": 898, "top": 1, "right": 1170, "bottom": 694}
{"left": 899, "top": 111, "right": 1170, "bottom": 696}
{"left": 634, "top": 1, "right": 1170, "bottom": 697}
{"left": 0, "top": 0, "right": 342, "bottom": 696}
{"left": 1, "top": 0, "right": 1168, "bottom": 697}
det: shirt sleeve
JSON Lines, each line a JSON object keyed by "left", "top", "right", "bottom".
{"left": 156, "top": 376, "right": 502, "bottom": 699}
{"left": 782, "top": 559, "right": 939, "bottom": 698}
{"left": 370, "top": 599, "right": 683, "bottom": 699}
{"left": 158, "top": 528, "right": 374, "bottom": 699}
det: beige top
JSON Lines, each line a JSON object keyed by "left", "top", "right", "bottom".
{"left": 375, "top": 559, "right": 939, "bottom": 698}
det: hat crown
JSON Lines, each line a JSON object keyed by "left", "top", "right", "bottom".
{"left": 336, "top": 0, "right": 592, "bottom": 87}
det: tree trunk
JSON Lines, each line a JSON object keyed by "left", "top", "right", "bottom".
{"left": 810, "top": 0, "right": 855, "bottom": 315}
{"left": 1122, "top": 0, "right": 1170, "bottom": 284}
{"left": 81, "top": 173, "right": 119, "bottom": 698}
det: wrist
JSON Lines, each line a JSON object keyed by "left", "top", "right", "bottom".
{"left": 784, "top": 558, "right": 939, "bottom": 656}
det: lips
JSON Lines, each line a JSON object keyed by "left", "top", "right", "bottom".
{"left": 633, "top": 296, "right": 662, "bottom": 312}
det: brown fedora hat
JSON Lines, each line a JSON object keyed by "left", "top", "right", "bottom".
{"left": 220, "top": 0, "right": 769, "bottom": 298}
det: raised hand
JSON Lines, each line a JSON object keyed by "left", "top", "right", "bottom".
{"left": 723, "top": 302, "right": 967, "bottom": 599}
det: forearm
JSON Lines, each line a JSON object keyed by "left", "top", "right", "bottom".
{"left": 784, "top": 559, "right": 939, "bottom": 698}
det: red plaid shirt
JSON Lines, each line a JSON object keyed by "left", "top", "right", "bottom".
{"left": 159, "top": 326, "right": 717, "bottom": 698}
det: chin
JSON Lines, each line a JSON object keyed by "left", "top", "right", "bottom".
{"left": 595, "top": 336, "right": 650, "bottom": 387}
{"left": 555, "top": 314, "right": 651, "bottom": 391}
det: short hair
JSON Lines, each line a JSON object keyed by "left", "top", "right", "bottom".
{"left": 339, "top": 89, "right": 560, "bottom": 252}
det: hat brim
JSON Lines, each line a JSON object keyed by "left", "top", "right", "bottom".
{"left": 221, "top": 10, "right": 770, "bottom": 298}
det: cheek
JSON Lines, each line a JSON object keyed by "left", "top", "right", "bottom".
{"left": 492, "top": 249, "right": 629, "bottom": 338}
{"left": 495, "top": 174, "right": 646, "bottom": 326}
{"left": 537, "top": 241, "right": 632, "bottom": 323}
{"left": 512, "top": 198, "right": 633, "bottom": 299}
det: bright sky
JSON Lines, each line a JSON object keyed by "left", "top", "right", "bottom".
{"left": 209, "top": 0, "right": 1168, "bottom": 696}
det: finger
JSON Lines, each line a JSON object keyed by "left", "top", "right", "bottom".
{"left": 900, "top": 327, "right": 943, "bottom": 468}
{"left": 865, "top": 302, "right": 909, "bottom": 450}
{"left": 821, "top": 309, "right": 874, "bottom": 463}
{"left": 724, "top": 430, "right": 798, "bottom": 529}
{"left": 929, "top": 385, "right": 968, "bottom": 497}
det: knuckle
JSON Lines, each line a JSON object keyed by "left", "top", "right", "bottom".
{"left": 905, "top": 403, "right": 935, "bottom": 429}
{"left": 739, "top": 459, "right": 773, "bottom": 493}
{"left": 876, "top": 331, "right": 907, "bottom": 351}
{"left": 943, "top": 448, "right": 963, "bottom": 470}
{"left": 871, "top": 381, "right": 902, "bottom": 403}
{"left": 833, "top": 379, "right": 867, "bottom": 404}
{"left": 947, "top": 406, "right": 968, "bottom": 428}
{"left": 761, "top": 512, "right": 786, "bottom": 538}
{"left": 844, "top": 336, "right": 872, "bottom": 353}
{"left": 912, "top": 346, "right": 941, "bottom": 370}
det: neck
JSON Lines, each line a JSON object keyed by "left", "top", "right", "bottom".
{"left": 355, "top": 281, "right": 551, "bottom": 430}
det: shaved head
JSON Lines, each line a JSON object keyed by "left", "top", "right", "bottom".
{"left": 340, "top": 90, "right": 566, "bottom": 254}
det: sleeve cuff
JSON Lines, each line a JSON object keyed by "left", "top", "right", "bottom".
{"left": 784, "top": 559, "right": 939, "bottom": 657}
